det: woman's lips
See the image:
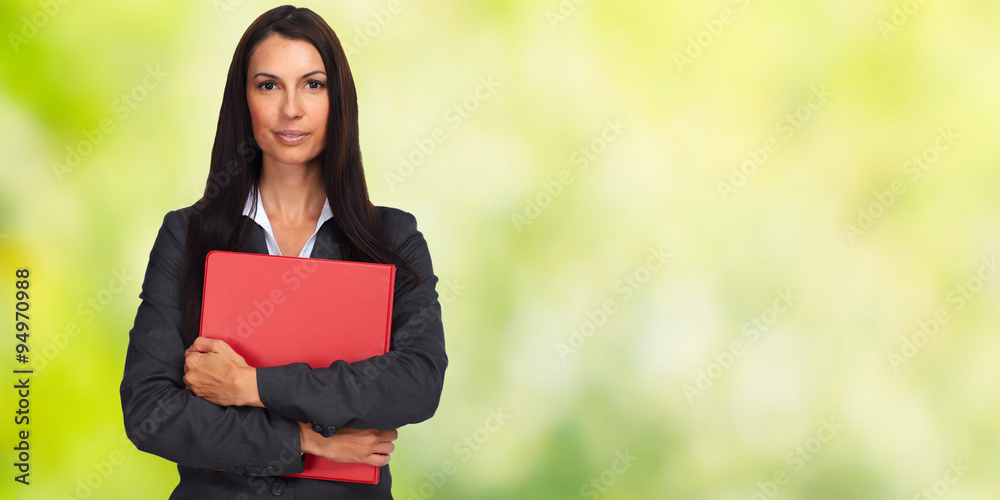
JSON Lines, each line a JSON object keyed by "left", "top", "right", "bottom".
{"left": 275, "top": 130, "right": 309, "bottom": 145}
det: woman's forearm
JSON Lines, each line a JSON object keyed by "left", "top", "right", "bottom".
{"left": 296, "top": 421, "right": 397, "bottom": 466}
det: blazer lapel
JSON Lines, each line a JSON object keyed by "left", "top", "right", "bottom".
{"left": 310, "top": 218, "right": 343, "bottom": 260}
{"left": 236, "top": 216, "right": 343, "bottom": 259}
{"left": 237, "top": 217, "right": 270, "bottom": 255}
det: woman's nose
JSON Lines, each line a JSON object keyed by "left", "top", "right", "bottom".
{"left": 280, "top": 91, "right": 303, "bottom": 120}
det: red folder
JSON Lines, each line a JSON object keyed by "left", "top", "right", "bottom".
{"left": 199, "top": 250, "right": 395, "bottom": 483}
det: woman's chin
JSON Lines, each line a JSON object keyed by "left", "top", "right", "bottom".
{"left": 263, "top": 152, "right": 323, "bottom": 169}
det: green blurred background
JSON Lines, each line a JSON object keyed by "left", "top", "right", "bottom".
{"left": 3, "top": 0, "right": 1000, "bottom": 498}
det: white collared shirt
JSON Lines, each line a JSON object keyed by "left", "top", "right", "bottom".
{"left": 242, "top": 188, "right": 334, "bottom": 258}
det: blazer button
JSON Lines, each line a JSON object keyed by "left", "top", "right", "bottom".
{"left": 249, "top": 467, "right": 261, "bottom": 476}
{"left": 270, "top": 479, "right": 287, "bottom": 496}
{"left": 311, "top": 423, "right": 323, "bottom": 433}
{"left": 325, "top": 426, "right": 337, "bottom": 436}
{"left": 263, "top": 465, "right": 277, "bottom": 475}
{"left": 234, "top": 466, "right": 247, "bottom": 476}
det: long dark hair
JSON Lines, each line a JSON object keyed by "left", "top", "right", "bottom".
{"left": 179, "top": 5, "right": 417, "bottom": 346}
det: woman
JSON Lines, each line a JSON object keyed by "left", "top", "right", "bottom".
{"left": 120, "top": 6, "right": 447, "bottom": 499}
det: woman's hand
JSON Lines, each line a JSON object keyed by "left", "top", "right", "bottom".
{"left": 297, "top": 422, "right": 398, "bottom": 467}
{"left": 183, "top": 337, "right": 262, "bottom": 407}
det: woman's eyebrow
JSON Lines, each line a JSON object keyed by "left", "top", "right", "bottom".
{"left": 252, "top": 70, "right": 327, "bottom": 79}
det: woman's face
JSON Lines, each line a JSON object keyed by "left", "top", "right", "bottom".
{"left": 246, "top": 35, "right": 329, "bottom": 171}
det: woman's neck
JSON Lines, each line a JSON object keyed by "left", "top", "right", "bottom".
{"left": 257, "top": 160, "right": 326, "bottom": 227}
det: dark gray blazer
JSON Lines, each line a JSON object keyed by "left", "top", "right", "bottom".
{"left": 120, "top": 203, "right": 448, "bottom": 499}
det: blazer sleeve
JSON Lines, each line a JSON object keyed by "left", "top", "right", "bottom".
{"left": 254, "top": 209, "right": 448, "bottom": 436}
{"left": 119, "top": 209, "right": 305, "bottom": 475}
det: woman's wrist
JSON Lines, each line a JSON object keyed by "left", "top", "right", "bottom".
{"left": 240, "top": 366, "right": 263, "bottom": 407}
{"left": 297, "top": 422, "right": 316, "bottom": 455}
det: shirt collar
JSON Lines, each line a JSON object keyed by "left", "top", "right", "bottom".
{"left": 242, "top": 187, "right": 334, "bottom": 257}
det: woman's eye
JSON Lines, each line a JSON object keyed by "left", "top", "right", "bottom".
{"left": 306, "top": 80, "right": 325, "bottom": 90}
{"left": 258, "top": 81, "right": 276, "bottom": 91}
